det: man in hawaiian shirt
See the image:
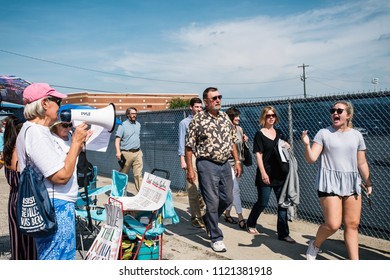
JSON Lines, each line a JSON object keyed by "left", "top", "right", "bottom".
{"left": 185, "top": 87, "right": 242, "bottom": 253}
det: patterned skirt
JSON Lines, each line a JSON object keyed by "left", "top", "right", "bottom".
{"left": 35, "top": 198, "right": 76, "bottom": 260}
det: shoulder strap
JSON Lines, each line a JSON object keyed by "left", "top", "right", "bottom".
{"left": 23, "top": 126, "right": 32, "bottom": 165}
{"left": 23, "top": 124, "right": 55, "bottom": 198}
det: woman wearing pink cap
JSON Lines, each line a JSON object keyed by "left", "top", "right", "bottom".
{"left": 16, "top": 83, "right": 92, "bottom": 260}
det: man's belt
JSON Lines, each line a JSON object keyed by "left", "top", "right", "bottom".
{"left": 197, "top": 158, "right": 227, "bottom": 165}
{"left": 121, "top": 148, "right": 140, "bottom": 152}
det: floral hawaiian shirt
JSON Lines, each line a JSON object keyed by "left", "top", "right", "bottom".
{"left": 186, "top": 110, "right": 237, "bottom": 163}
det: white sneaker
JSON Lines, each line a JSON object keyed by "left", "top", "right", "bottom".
{"left": 211, "top": 240, "right": 227, "bottom": 252}
{"left": 306, "top": 240, "right": 320, "bottom": 260}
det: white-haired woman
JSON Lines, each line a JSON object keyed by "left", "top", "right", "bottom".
{"left": 16, "top": 83, "right": 91, "bottom": 260}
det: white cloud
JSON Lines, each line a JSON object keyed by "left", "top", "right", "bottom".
{"left": 112, "top": 0, "right": 390, "bottom": 99}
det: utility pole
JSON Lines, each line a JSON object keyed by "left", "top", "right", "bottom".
{"left": 298, "top": 63, "right": 309, "bottom": 98}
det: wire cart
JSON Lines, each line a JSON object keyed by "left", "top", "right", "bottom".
{"left": 109, "top": 169, "right": 178, "bottom": 260}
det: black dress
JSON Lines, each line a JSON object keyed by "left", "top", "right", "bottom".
{"left": 253, "top": 129, "right": 287, "bottom": 187}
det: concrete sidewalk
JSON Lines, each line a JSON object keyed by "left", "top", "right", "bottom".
{"left": 163, "top": 192, "right": 390, "bottom": 260}
{"left": 1, "top": 173, "right": 389, "bottom": 260}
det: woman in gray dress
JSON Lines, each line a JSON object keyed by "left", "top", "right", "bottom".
{"left": 302, "top": 100, "right": 372, "bottom": 260}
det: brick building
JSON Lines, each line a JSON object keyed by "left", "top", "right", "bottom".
{"left": 63, "top": 92, "right": 199, "bottom": 114}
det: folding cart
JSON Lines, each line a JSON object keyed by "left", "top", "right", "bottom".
{"left": 110, "top": 169, "right": 178, "bottom": 260}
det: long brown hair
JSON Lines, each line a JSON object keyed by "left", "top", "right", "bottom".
{"left": 3, "top": 116, "right": 23, "bottom": 166}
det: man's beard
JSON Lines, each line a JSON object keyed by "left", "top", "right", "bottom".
{"left": 208, "top": 104, "right": 220, "bottom": 112}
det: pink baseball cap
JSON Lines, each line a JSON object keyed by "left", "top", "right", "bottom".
{"left": 23, "top": 83, "right": 67, "bottom": 104}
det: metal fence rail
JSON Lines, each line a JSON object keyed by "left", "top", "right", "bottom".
{"left": 88, "top": 90, "right": 390, "bottom": 240}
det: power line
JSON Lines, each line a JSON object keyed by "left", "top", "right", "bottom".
{"left": 1, "top": 49, "right": 296, "bottom": 86}
{"left": 50, "top": 84, "right": 116, "bottom": 93}
{"left": 49, "top": 82, "right": 301, "bottom": 100}
{"left": 308, "top": 77, "right": 349, "bottom": 92}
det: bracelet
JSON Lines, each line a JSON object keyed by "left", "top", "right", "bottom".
{"left": 235, "top": 161, "right": 241, "bottom": 164}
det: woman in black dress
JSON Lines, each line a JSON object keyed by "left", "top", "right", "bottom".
{"left": 246, "top": 106, "right": 296, "bottom": 243}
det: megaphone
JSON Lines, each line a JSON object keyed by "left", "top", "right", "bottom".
{"left": 59, "top": 103, "right": 116, "bottom": 133}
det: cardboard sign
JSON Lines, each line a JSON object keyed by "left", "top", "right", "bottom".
{"left": 85, "top": 203, "right": 123, "bottom": 260}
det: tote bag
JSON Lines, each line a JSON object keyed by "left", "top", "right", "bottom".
{"left": 16, "top": 128, "right": 57, "bottom": 237}
{"left": 242, "top": 142, "right": 253, "bottom": 166}
{"left": 17, "top": 164, "right": 57, "bottom": 237}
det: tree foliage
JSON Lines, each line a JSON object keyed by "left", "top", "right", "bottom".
{"left": 168, "top": 97, "right": 190, "bottom": 109}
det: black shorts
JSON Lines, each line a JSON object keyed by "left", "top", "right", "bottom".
{"left": 318, "top": 191, "right": 337, "bottom": 198}
{"left": 317, "top": 191, "right": 357, "bottom": 198}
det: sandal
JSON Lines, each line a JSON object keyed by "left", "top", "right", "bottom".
{"left": 224, "top": 215, "right": 237, "bottom": 224}
{"left": 247, "top": 227, "right": 259, "bottom": 234}
{"left": 238, "top": 220, "right": 246, "bottom": 229}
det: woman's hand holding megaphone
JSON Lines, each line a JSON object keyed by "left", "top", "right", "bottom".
{"left": 59, "top": 122, "right": 94, "bottom": 182}
{"left": 72, "top": 122, "right": 93, "bottom": 151}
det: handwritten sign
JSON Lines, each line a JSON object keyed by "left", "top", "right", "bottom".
{"left": 85, "top": 203, "right": 123, "bottom": 260}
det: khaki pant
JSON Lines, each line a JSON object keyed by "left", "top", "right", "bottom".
{"left": 120, "top": 150, "right": 143, "bottom": 192}
{"left": 186, "top": 156, "right": 206, "bottom": 224}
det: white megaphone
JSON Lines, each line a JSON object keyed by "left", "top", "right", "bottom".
{"left": 59, "top": 103, "right": 116, "bottom": 133}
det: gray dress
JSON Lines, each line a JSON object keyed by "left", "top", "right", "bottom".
{"left": 313, "top": 126, "right": 366, "bottom": 196}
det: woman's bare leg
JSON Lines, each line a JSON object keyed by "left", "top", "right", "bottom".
{"left": 342, "top": 195, "right": 362, "bottom": 260}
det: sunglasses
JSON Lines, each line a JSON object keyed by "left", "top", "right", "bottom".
{"left": 330, "top": 108, "right": 344, "bottom": 114}
{"left": 361, "top": 183, "right": 372, "bottom": 209}
{"left": 265, "top": 114, "right": 276, "bottom": 118}
{"left": 60, "top": 122, "right": 73, "bottom": 128}
{"left": 209, "top": 95, "right": 222, "bottom": 101}
{"left": 47, "top": 96, "right": 62, "bottom": 107}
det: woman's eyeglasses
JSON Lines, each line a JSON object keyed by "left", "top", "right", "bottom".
{"left": 60, "top": 122, "right": 73, "bottom": 128}
{"left": 265, "top": 114, "right": 276, "bottom": 118}
{"left": 330, "top": 108, "right": 344, "bottom": 114}
{"left": 209, "top": 95, "right": 222, "bottom": 101}
{"left": 47, "top": 96, "right": 62, "bottom": 107}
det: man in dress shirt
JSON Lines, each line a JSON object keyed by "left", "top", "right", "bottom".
{"left": 178, "top": 97, "right": 206, "bottom": 228}
{"left": 115, "top": 107, "right": 143, "bottom": 192}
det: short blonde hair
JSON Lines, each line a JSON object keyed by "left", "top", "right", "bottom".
{"left": 259, "top": 106, "right": 279, "bottom": 127}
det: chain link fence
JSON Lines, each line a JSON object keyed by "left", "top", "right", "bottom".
{"left": 89, "top": 91, "right": 390, "bottom": 240}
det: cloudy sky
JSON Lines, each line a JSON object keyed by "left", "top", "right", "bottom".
{"left": 1, "top": 0, "right": 389, "bottom": 101}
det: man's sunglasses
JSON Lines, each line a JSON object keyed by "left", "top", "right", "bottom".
{"left": 47, "top": 96, "right": 62, "bottom": 107}
{"left": 209, "top": 95, "right": 222, "bottom": 101}
{"left": 60, "top": 122, "right": 73, "bottom": 128}
{"left": 330, "top": 108, "right": 344, "bottom": 114}
{"left": 361, "top": 183, "right": 372, "bottom": 209}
